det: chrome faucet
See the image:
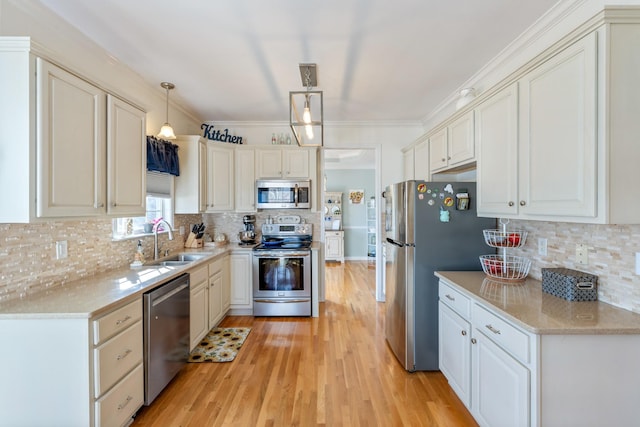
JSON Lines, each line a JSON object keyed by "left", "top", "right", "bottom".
{"left": 153, "top": 219, "right": 174, "bottom": 260}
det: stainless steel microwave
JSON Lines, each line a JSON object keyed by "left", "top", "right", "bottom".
{"left": 256, "top": 179, "right": 311, "bottom": 209}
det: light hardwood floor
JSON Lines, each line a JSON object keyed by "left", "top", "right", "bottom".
{"left": 132, "top": 261, "right": 477, "bottom": 426}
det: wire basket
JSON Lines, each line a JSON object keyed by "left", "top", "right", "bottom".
{"left": 479, "top": 255, "right": 531, "bottom": 281}
{"left": 483, "top": 229, "right": 528, "bottom": 248}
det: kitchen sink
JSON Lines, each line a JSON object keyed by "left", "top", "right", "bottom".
{"left": 146, "top": 253, "right": 210, "bottom": 267}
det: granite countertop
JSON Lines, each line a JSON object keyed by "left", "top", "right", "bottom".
{"left": 435, "top": 271, "right": 640, "bottom": 335}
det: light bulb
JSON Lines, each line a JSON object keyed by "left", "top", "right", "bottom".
{"left": 305, "top": 124, "right": 314, "bottom": 140}
{"left": 303, "top": 106, "right": 312, "bottom": 124}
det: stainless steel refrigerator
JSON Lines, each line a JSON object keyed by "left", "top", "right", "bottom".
{"left": 384, "top": 181, "right": 494, "bottom": 371}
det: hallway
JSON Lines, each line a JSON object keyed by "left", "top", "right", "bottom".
{"left": 132, "top": 261, "right": 477, "bottom": 426}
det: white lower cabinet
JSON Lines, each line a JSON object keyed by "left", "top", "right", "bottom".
{"left": 472, "top": 330, "right": 529, "bottom": 427}
{"left": 439, "top": 280, "right": 531, "bottom": 427}
{"left": 325, "top": 230, "right": 344, "bottom": 262}
{"left": 208, "top": 255, "right": 230, "bottom": 328}
{"left": 189, "top": 264, "right": 209, "bottom": 350}
{"left": 230, "top": 251, "right": 253, "bottom": 314}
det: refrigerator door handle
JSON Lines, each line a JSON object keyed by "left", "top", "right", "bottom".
{"left": 386, "top": 237, "right": 405, "bottom": 248}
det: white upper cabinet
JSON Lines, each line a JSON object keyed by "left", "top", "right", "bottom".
{"left": 255, "top": 147, "right": 312, "bottom": 179}
{"left": 207, "top": 143, "right": 234, "bottom": 212}
{"left": 36, "top": 59, "right": 106, "bottom": 217}
{"left": 107, "top": 94, "right": 146, "bottom": 216}
{"left": 402, "top": 147, "right": 414, "bottom": 181}
{"left": 430, "top": 111, "right": 475, "bottom": 174}
{"left": 235, "top": 147, "right": 256, "bottom": 212}
{"left": 174, "top": 135, "right": 208, "bottom": 214}
{"left": 518, "top": 32, "right": 597, "bottom": 219}
{"left": 413, "top": 138, "right": 430, "bottom": 181}
{"left": 0, "top": 41, "right": 147, "bottom": 222}
{"left": 476, "top": 83, "right": 519, "bottom": 217}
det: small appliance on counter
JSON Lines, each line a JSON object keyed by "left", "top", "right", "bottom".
{"left": 238, "top": 214, "right": 257, "bottom": 245}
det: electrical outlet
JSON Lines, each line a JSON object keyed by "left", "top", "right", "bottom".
{"left": 576, "top": 243, "right": 588, "bottom": 265}
{"left": 538, "top": 238, "right": 547, "bottom": 256}
{"left": 179, "top": 225, "right": 185, "bottom": 235}
{"left": 55, "top": 240, "right": 68, "bottom": 259}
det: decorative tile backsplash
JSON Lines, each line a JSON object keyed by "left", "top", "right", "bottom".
{"left": 506, "top": 220, "right": 640, "bottom": 314}
{"left": 1, "top": 215, "right": 639, "bottom": 315}
{"left": 0, "top": 214, "right": 200, "bottom": 302}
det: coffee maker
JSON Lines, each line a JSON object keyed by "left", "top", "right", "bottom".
{"left": 238, "top": 214, "right": 257, "bottom": 245}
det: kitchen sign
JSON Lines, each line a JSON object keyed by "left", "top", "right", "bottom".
{"left": 201, "top": 123, "right": 244, "bottom": 144}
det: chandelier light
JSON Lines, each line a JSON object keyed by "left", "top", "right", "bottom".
{"left": 157, "top": 82, "right": 177, "bottom": 140}
{"left": 290, "top": 63, "right": 323, "bottom": 147}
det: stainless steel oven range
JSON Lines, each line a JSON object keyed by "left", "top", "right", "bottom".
{"left": 252, "top": 219, "right": 312, "bottom": 316}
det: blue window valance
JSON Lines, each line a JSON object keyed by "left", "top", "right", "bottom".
{"left": 147, "top": 136, "right": 180, "bottom": 176}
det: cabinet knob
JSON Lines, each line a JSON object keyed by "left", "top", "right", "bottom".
{"left": 471, "top": 338, "right": 477, "bottom": 344}
{"left": 447, "top": 156, "right": 451, "bottom": 160}
{"left": 441, "top": 158, "right": 446, "bottom": 162}
{"left": 112, "top": 202, "right": 117, "bottom": 207}
{"left": 520, "top": 200, "right": 526, "bottom": 206}
{"left": 461, "top": 330, "right": 467, "bottom": 336}
{"left": 95, "top": 202, "right": 104, "bottom": 208}
{"left": 508, "top": 201, "right": 514, "bottom": 207}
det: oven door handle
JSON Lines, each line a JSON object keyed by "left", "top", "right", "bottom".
{"left": 294, "top": 184, "right": 299, "bottom": 207}
{"left": 254, "top": 298, "right": 310, "bottom": 304}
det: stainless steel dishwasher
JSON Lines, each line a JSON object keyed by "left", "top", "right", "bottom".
{"left": 143, "top": 273, "right": 190, "bottom": 405}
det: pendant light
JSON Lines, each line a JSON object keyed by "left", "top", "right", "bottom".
{"left": 290, "top": 63, "right": 323, "bottom": 147}
{"left": 157, "top": 82, "right": 176, "bottom": 140}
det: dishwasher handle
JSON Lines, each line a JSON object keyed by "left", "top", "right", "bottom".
{"left": 152, "top": 283, "right": 189, "bottom": 307}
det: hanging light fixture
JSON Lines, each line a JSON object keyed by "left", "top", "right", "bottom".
{"left": 157, "top": 82, "right": 176, "bottom": 140}
{"left": 290, "top": 63, "right": 323, "bottom": 147}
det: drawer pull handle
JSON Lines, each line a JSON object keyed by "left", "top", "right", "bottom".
{"left": 116, "top": 315, "right": 131, "bottom": 326}
{"left": 445, "top": 294, "right": 455, "bottom": 301}
{"left": 116, "top": 349, "right": 132, "bottom": 361}
{"left": 117, "top": 395, "right": 133, "bottom": 411}
{"left": 461, "top": 330, "right": 467, "bottom": 336}
{"left": 485, "top": 324, "right": 501, "bottom": 335}
{"left": 471, "top": 338, "right": 477, "bottom": 344}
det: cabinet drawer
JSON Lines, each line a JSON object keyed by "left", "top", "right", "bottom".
{"left": 190, "top": 264, "right": 208, "bottom": 285}
{"left": 209, "top": 257, "right": 224, "bottom": 277}
{"left": 472, "top": 304, "right": 530, "bottom": 364}
{"left": 325, "top": 231, "right": 342, "bottom": 236}
{"left": 439, "top": 282, "right": 471, "bottom": 318}
{"left": 95, "top": 363, "right": 143, "bottom": 427}
{"left": 94, "top": 320, "right": 143, "bottom": 398}
{"left": 93, "top": 299, "right": 142, "bottom": 345}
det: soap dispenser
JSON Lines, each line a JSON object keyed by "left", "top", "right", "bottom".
{"left": 131, "top": 239, "right": 145, "bottom": 267}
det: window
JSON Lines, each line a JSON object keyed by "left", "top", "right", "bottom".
{"left": 112, "top": 172, "right": 174, "bottom": 240}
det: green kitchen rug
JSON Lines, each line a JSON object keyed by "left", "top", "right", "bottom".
{"left": 188, "top": 327, "right": 251, "bottom": 363}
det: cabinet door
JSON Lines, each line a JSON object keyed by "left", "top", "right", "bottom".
{"left": 472, "top": 331, "right": 530, "bottom": 427}
{"left": 448, "top": 111, "right": 475, "bottom": 167}
{"left": 476, "top": 83, "right": 519, "bottom": 217}
{"left": 438, "top": 302, "right": 471, "bottom": 408}
{"left": 230, "top": 252, "right": 252, "bottom": 307}
{"left": 235, "top": 148, "right": 256, "bottom": 212}
{"left": 189, "top": 280, "right": 208, "bottom": 351}
{"left": 107, "top": 95, "right": 146, "bottom": 216}
{"left": 284, "top": 149, "right": 310, "bottom": 178}
{"left": 198, "top": 140, "right": 208, "bottom": 213}
{"left": 221, "top": 255, "right": 231, "bottom": 312}
{"left": 403, "top": 148, "right": 414, "bottom": 180}
{"left": 413, "top": 140, "right": 430, "bottom": 181}
{"left": 429, "top": 128, "right": 448, "bottom": 172}
{"left": 519, "top": 32, "right": 597, "bottom": 218}
{"left": 208, "top": 271, "right": 223, "bottom": 328}
{"left": 256, "top": 148, "right": 283, "bottom": 178}
{"left": 207, "top": 144, "right": 234, "bottom": 211}
{"left": 36, "top": 59, "right": 106, "bottom": 217}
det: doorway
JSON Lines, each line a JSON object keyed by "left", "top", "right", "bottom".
{"left": 322, "top": 148, "right": 383, "bottom": 301}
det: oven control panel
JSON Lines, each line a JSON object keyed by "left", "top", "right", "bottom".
{"left": 261, "top": 223, "right": 312, "bottom": 236}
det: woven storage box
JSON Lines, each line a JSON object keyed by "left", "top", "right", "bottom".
{"left": 541, "top": 268, "right": 598, "bottom": 301}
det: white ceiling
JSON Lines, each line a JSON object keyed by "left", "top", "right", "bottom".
{"left": 38, "top": 0, "right": 560, "bottom": 123}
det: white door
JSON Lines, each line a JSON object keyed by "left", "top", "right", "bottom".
{"left": 107, "top": 95, "right": 146, "bottom": 216}
{"left": 284, "top": 149, "right": 310, "bottom": 178}
{"left": 230, "top": 253, "right": 253, "bottom": 307}
{"left": 518, "top": 32, "right": 597, "bottom": 218}
{"left": 207, "top": 144, "right": 234, "bottom": 211}
{"left": 476, "top": 83, "right": 519, "bottom": 217}
{"left": 448, "top": 111, "right": 475, "bottom": 167}
{"left": 235, "top": 148, "right": 256, "bottom": 212}
{"left": 439, "top": 303, "right": 471, "bottom": 408}
{"left": 428, "top": 128, "right": 448, "bottom": 172}
{"left": 256, "top": 148, "right": 283, "bottom": 178}
{"left": 36, "top": 59, "right": 106, "bottom": 217}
